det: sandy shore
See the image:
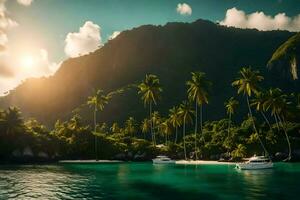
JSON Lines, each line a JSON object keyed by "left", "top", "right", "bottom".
{"left": 176, "top": 160, "right": 236, "bottom": 165}
{"left": 59, "top": 160, "right": 123, "bottom": 164}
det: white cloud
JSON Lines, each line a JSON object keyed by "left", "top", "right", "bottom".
{"left": 109, "top": 31, "right": 120, "bottom": 40}
{"left": 220, "top": 7, "right": 300, "bottom": 32}
{"left": 64, "top": 21, "right": 102, "bottom": 58}
{"left": 176, "top": 3, "right": 192, "bottom": 16}
{"left": 17, "top": 0, "right": 34, "bottom": 6}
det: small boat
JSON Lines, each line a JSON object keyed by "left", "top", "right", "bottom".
{"left": 152, "top": 156, "right": 175, "bottom": 164}
{"left": 236, "top": 155, "right": 273, "bottom": 170}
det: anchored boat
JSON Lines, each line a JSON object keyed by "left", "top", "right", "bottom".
{"left": 236, "top": 156, "right": 273, "bottom": 170}
{"left": 152, "top": 156, "right": 176, "bottom": 164}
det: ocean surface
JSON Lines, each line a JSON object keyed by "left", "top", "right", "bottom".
{"left": 0, "top": 162, "right": 299, "bottom": 199}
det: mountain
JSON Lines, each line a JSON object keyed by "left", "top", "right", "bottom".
{"left": 0, "top": 19, "right": 297, "bottom": 127}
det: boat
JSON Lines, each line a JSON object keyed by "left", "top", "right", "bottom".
{"left": 152, "top": 156, "right": 176, "bottom": 164}
{"left": 236, "top": 155, "right": 273, "bottom": 170}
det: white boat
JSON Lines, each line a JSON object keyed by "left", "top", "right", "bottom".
{"left": 236, "top": 155, "right": 273, "bottom": 170}
{"left": 152, "top": 156, "right": 175, "bottom": 164}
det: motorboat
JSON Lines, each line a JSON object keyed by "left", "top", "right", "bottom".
{"left": 152, "top": 156, "right": 175, "bottom": 164}
{"left": 236, "top": 155, "right": 273, "bottom": 170}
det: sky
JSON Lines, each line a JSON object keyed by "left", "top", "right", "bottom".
{"left": 0, "top": 0, "right": 300, "bottom": 95}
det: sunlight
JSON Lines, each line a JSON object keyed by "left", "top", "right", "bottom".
{"left": 20, "top": 55, "right": 36, "bottom": 69}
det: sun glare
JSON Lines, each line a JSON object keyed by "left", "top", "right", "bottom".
{"left": 20, "top": 55, "right": 35, "bottom": 69}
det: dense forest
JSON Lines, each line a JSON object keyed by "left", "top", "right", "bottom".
{"left": 0, "top": 19, "right": 299, "bottom": 163}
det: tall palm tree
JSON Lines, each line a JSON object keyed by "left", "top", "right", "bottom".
{"left": 151, "top": 111, "right": 161, "bottom": 145}
{"left": 178, "top": 101, "right": 194, "bottom": 160}
{"left": 141, "top": 118, "right": 150, "bottom": 139}
{"left": 265, "top": 88, "right": 292, "bottom": 160}
{"left": 251, "top": 92, "right": 272, "bottom": 129}
{"left": 125, "top": 117, "right": 136, "bottom": 137}
{"left": 232, "top": 67, "right": 268, "bottom": 156}
{"left": 138, "top": 74, "right": 162, "bottom": 146}
{"left": 160, "top": 119, "right": 172, "bottom": 145}
{"left": 187, "top": 72, "right": 212, "bottom": 160}
{"left": 87, "top": 89, "right": 111, "bottom": 160}
{"left": 169, "top": 106, "right": 181, "bottom": 144}
{"left": 224, "top": 97, "right": 239, "bottom": 137}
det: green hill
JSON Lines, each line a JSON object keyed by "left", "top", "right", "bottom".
{"left": 0, "top": 19, "right": 297, "bottom": 126}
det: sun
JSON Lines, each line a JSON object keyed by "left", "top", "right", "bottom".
{"left": 20, "top": 55, "right": 35, "bottom": 69}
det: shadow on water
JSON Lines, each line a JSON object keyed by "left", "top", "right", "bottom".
{"left": 130, "top": 180, "right": 217, "bottom": 200}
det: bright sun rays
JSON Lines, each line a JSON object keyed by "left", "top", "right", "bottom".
{"left": 20, "top": 55, "right": 36, "bottom": 69}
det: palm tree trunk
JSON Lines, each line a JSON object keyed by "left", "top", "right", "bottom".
{"left": 200, "top": 104, "right": 205, "bottom": 143}
{"left": 183, "top": 119, "right": 187, "bottom": 160}
{"left": 94, "top": 105, "right": 98, "bottom": 161}
{"left": 246, "top": 95, "right": 268, "bottom": 156}
{"left": 149, "top": 102, "right": 154, "bottom": 146}
{"left": 261, "top": 111, "right": 272, "bottom": 130}
{"left": 277, "top": 113, "right": 292, "bottom": 161}
{"left": 227, "top": 112, "right": 231, "bottom": 137}
{"left": 194, "top": 101, "right": 198, "bottom": 160}
{"left": 175, "top": 126, "right": 178, "bottom": 144}
{"left": 274, "top": 114, "right": 280, "bottom": 131}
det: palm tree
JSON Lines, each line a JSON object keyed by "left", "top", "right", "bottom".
{"left": 138, "top": 74, "right": 162, "bottom": 146}
{"left": 151, "top": 111, "right": 161, "bottom": 145}
{"left": 251, "top": 92, "right": 272, "bottom": 129}
{"left": 178, "top": 101, "right": 194, "bottom": 160}
{"left": 141, "top": 118, "right": 150, "bottom": 139}
{"left": 110, "top": 122, "right": 120, "bottom": 134}
{"left": 265, "top": 88, "right": 292, "bottom": 160}
{"left": 224, "top": 97, "right": 239, "bottom": 137}
{"left": 0, "top": 107, "right": 24, "bottom": 137}
{"left": 187, "top": 72, "right": 212, "bottom": 160}
{"left": 232, "top": 67, "right": 268, "bottom": 156}
{"left": 125, "top": 117, "right": 136, "bottom": 137}
{"left": 160, "top": 119, "right": 172, "bottom": 145}
{"left": 169, "top": 106, "right": 181, "bottom": 144}
{"left": 87, "top": 89, "right": 111, "bottom": 160}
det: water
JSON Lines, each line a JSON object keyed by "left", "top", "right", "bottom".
{"left": 0, "top": 163, "right": 299, "bottom": 200}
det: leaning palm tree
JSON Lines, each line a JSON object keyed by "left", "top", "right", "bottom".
{"left": 265, "top": 88, "right": 292, "bottom": 161}
{"left": 251, "top": 92, "right": 272, "bottom": 129}
{"left": 138, "top": 74, "right": 162, "bottom": 146}
{"left": 87, "top": 89, "right": 117, "bottom": 160}
{"left": 232, "top": 67, "right": 268, "bottom": 156}
{"left": 187, "top": 71, "right": 212, "bottom": 160}
{"left": 169, "top": 106, "right": 181, "bottom": 144}
{"left": 178, "top": 101, "right": 194, "bottom": 160}
{"left": 224, "top": 97, "right": 239, "bottom": 137}
{"left": 141, "top": 118, "right": 150, "bottom": 139}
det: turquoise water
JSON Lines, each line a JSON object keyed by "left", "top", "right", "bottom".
{"left": 0, "top": 163, "right": 299, "bottom": 199}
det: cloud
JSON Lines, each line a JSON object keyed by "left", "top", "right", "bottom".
{"left": 109, "top": 31, "right": 120, "bottom": 40}
{"left": 17, "top": 0, "right": 34, "bottom": 6}
{"left": 220, "top": 7, "right": 300, "bottom": 31}
{"left": 176, "top": 3, "right": 192, "bottom": 16}
{"left": 64, "top": 21, "right": 102, "bottom": 58}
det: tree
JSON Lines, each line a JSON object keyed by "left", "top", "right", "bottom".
{"left": 0, "top": 107, "right": 24, "bottom": 137}
{"left": 151, "top": 111, "right": 161, "bottom": 145}
{"left": 160, "top": 119, "right": 172, "bottom": 145}
{"left": 169, "top": 106, "right": 181, "bottom": 144}
{"left": 125, "top": 117, "right": 137, "bottom": 137}
{"left": 138, "top": 74, "right": 162, "bottom": 146}
{"left": 141, "top": 118, "right": 150, "bottom": 139}
{"left": 232, "top": 67, "right": 268, "bottom": 156}
{"left": 265, "top": 88, "right": 292, "bottom": 161}
{"left": 178, "top": 101, "right": 194, "bottom": 160}
{"left": 187, "top": 71, "right": 212, "bottom": 160}
{"left": 224, "top": 97, "right": 239, "bottom": 137}
{"left": 251, "top": 92, "right": 272, "bottom": 129}
{"left": 87, "top": 89, "right": 117, "bottom": 160}
{"left": 110, "top": 122, "right": 120, "bottom": 134}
